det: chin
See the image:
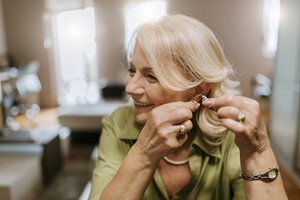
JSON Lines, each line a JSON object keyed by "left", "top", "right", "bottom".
{"left": 133, "top": 113, "right": 148, "bottom": 124}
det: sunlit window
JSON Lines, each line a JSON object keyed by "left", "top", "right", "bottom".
{"left": 124, "top": 0, "right": 167, "bottom": 48}
{"left": 53, "top": 7, "right": 99, "bottom": 106}
{"left": 263, "top": 0, "right": 281, "bottom": 58}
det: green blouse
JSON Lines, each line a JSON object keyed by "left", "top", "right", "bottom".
{"left": 89, "top": 105, "right": 245, "bottom": 200}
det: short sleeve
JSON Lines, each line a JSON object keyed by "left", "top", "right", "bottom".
{"left": 88, "top": 115, "right": 126, "bottom": 200}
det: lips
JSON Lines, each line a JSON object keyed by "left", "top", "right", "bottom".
{"left": 133, "top": 100, "right": 154, "bottom": 107}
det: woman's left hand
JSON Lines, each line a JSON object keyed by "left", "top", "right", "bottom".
{"left": 202, "top": 95, "right": 270, "bottom": 157}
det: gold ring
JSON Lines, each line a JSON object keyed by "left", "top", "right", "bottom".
{"left": 178, "top": 125, "right": 187, "bottom": 135}
{"left": 238, "top": 112, "right": 245, "bottom": 122}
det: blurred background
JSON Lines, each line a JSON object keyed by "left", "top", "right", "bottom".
{"left": 0, "top": 0, "right": 299, "bottom": 199}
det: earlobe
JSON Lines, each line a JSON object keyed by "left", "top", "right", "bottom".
{"left": 192, "top": 82, "right": 211, "bottom": 102}
{"left": 193, "top": 94, "right": 207, "bottom": 104}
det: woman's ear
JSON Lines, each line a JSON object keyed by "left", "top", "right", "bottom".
{"left": 193, "top": 82, "right": 211, "bottom": 102}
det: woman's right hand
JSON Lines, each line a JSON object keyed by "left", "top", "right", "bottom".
{"left": 133, "top": 101, "right": 199, "bottom": 163}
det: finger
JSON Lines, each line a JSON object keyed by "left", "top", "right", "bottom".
{"left": 162, "top": 102, "right": 198, "bottom": 124}
{"left": 217, "top": 106, "right": 240, "bottom": 120}
{"left": 181, "top": 120, "right": 193, "bottom": 133}
{"left": 152, "top": 101, "right": 200, "bottom": 126}
{"left": 175, "top": 101, "right": 200, "bottom": 112}
{"left": 202, "top": 95, "right": 246, "bottom": 111}
{"left": 177, "top": 133, "right": 188, "bottom": 147}
{"left": 176, "top": 120, "right": 193, "bottom": 137}
{"left": 168, "top": 108, "right": 194, "bottom": 125}
{"left": 151, "top": 106, "right": 192, "bottom": 126}
{"left": 163, "top": 124, "right": 188, "bottom": 148}
{"left": 220, "top": 118, "right": 244, "bottom": 134}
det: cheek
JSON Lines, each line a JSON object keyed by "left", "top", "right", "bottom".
{"left": 161, "top": 90, "right": 194, "bottom": 103}
{"left": 146, "top": 86, "right": 168, "bottom": 105}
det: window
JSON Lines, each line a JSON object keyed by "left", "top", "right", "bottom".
{"left": 263, "top": 0, "right": 281, "bottom": 58}
{"left": 124, "top": 0, "right": 167, "bottom": 48}
{"left": 53, "top": 7, "right": 99, "bottom": 106}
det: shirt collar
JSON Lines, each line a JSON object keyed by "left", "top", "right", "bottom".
{"left": 191, "top": 128, "right": 221, "bottom": 159}
{"left": 117, "top": 113, "right": 143, "bottom": 140}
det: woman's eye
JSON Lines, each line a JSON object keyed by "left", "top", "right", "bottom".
{"left": 146, "top": 74, "right": 158, "bottom": 82}
{"left": 128, "top": 68, "right": 135, "bottom": 76}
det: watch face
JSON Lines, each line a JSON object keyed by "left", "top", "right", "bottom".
{"left": 268, "top": 169, "right": 277, "bottom": 179}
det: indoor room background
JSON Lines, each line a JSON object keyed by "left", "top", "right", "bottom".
{"left": 0, "top": 0, "right": 299, "bottom": 200}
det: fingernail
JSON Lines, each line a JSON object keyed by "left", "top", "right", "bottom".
{"left": 192, "top": 100, "right": 200, "bottom": 108}
{"left": 192, "top": 100, "right": 200, "bottom": 111}
{"left": 202, "top": 99, "right": 212, "bottom": 106}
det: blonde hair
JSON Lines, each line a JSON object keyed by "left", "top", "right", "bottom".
{"left": 127, "top": 14, "right": 240, "bottom": 145}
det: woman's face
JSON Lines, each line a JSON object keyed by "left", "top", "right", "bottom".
{"left": 126, "top": 43, "right": 195, "bottom": 124}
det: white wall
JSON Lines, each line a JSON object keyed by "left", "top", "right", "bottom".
{"left": 94, "top": 0, "right": 272, "bottom": 98}
{"left": 2, "top": 0, "right": 58, "bottom": 107}
{"left": 167, "top": 0, "right": 272, "bottom": 98}
{"left": 0, "top": 0, "right": 7, "bottom": 54}
{"left": 94, "top": 0, "right": 127, "bottom": 82}
{"left": 1, "top": 0, "right": 272, "bottom": 106}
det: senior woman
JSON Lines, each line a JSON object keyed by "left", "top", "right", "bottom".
{"left": 89, "top": 15, "right": 287, "bottom": 200}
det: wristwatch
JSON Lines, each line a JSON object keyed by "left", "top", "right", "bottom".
{"left": 241, "top": 165, "right": 280, "bottom": 181}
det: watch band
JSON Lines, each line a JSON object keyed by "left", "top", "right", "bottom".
{"left": 242, "top": 165, "right": 280, "bottom": 181}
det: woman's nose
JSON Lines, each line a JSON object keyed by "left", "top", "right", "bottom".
{"left": 125, "top": 76, "right": 145, "bottom": 95}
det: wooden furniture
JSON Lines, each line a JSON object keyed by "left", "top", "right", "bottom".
{"left": 0, "top": 108, "right": 70, "bottom": 200}
{"left": 14, "top": 108, "right": 59, "bottom": 130}
{"left": 0, "top": 154, "right": 43, "bottom": 200}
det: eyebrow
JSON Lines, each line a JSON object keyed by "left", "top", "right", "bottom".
{"left": 129, "top": 62, "right": 154, "bottom": 73}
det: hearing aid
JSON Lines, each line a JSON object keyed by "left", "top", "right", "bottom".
{"left": 192, "top": 95, "right": 207, "bottom": 108}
